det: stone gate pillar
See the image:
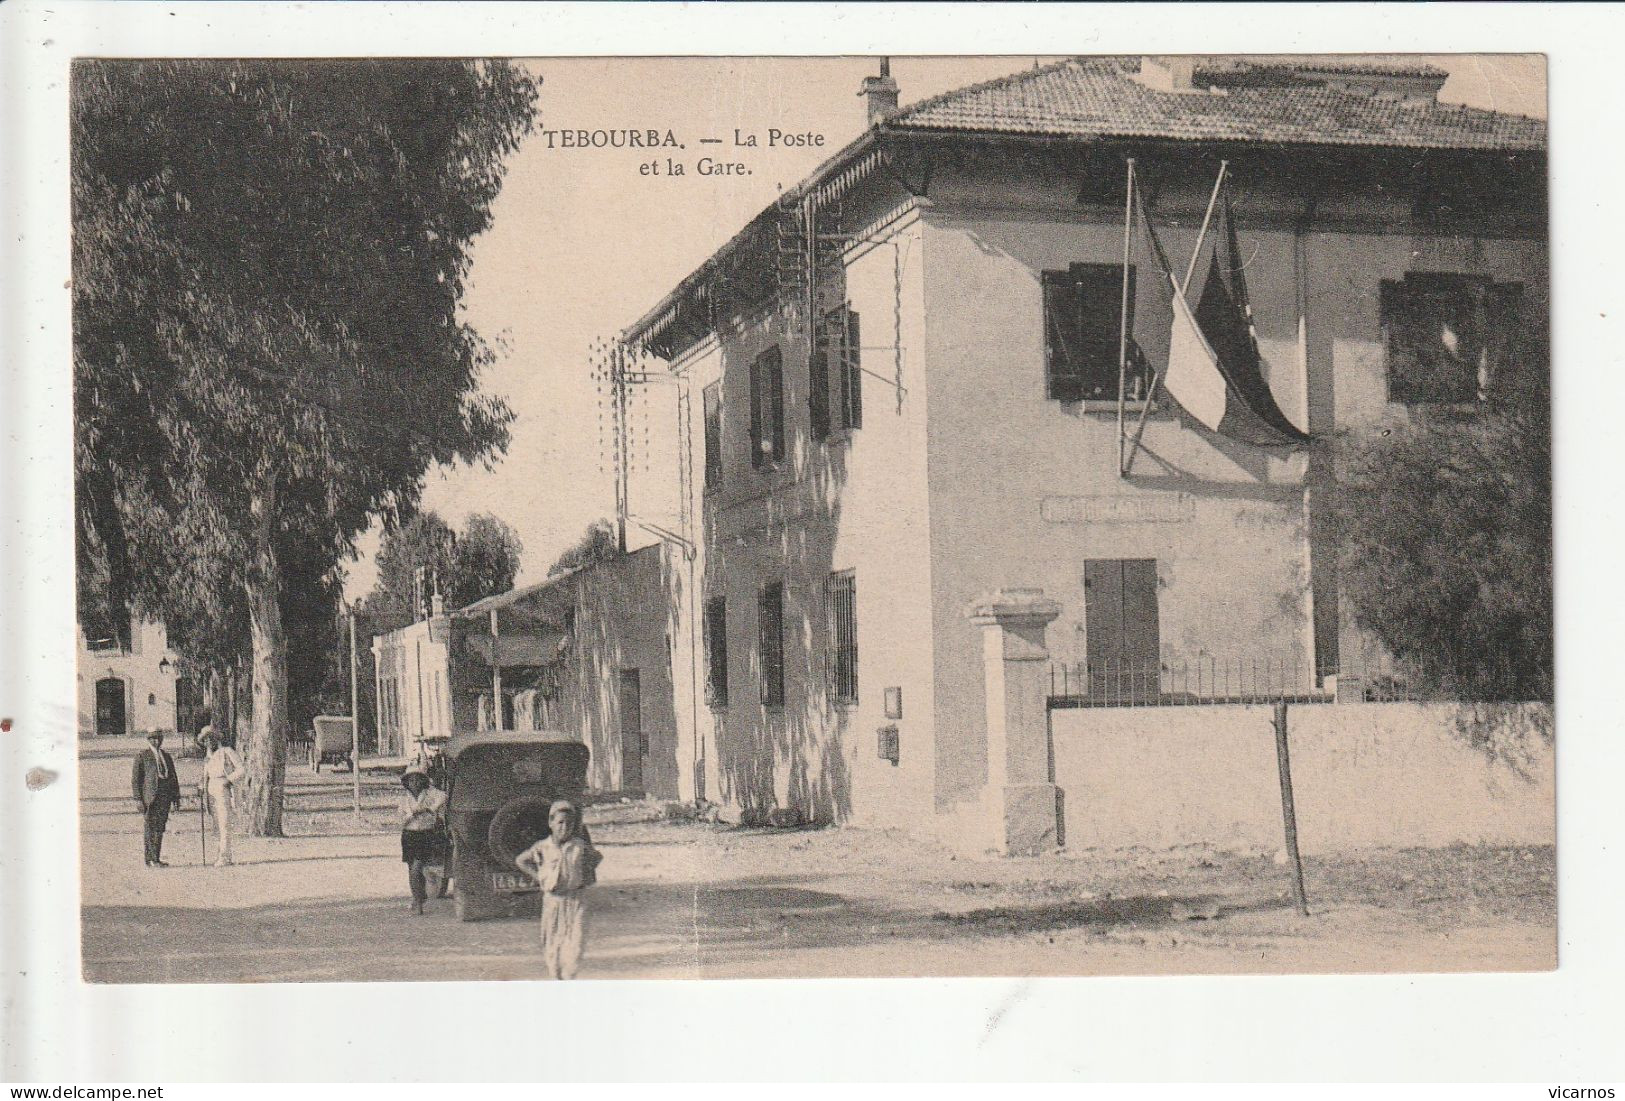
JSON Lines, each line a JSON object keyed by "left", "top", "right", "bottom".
{"left": 966, "top": 588, "right": 1063, "bottom": 855}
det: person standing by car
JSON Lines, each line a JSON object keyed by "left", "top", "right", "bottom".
{"left": 130, "top": 730, "right": 181, "bottom": 867}
{"left": 515, "top": 799, "right": 602, "bottom": 979}
{"left": 196, "top": 725, "right": 245, "bottom": 867}
{"left": 398, "top": 765, "right": 448, "bottom": 915}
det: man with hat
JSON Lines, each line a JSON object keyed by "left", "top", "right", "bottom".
{"left": 130, "top": 730, "right": 181, "bottom": 867}
{"left": 398, "top": 764, "right": 449, "bottom": 915}
{"left": 196, "top": 724, "right": 246, "bottom": 867}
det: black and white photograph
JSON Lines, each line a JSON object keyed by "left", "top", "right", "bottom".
{"left": 63, "top": 51, "right": 1555, "bottom": 983}
{"left": 11, "top": 3, "right": 1625, "bottom": 1085}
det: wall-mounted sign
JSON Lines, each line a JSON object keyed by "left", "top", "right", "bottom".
{"left": 1040, "top": 494, "right": 1195, "bottom": 525}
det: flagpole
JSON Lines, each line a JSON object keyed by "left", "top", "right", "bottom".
{"left": 1117, "top": 158, "right": 1135, "bottom": 477}
{"left": 1183, "top": 160, "right": 1229, "bottom": 295}
{"left": 1122, "top": 160, "right": 1229, "bottom": 477}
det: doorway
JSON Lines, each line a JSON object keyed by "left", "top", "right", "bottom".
{"left": 616, "top": 668, "right": 644, "bottom": 794}
{"left": 95, "top": 677, "right": 126, "bottom": 737}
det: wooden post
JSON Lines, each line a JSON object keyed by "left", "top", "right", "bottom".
{"left": 489, "top": 606, "right": 503, "bottom": 730}
{"left": 1272, "top": 700, "right": 1310, "bottom": 916}
{"left": 1116, "top": 158, "right": 1135, "bottom": 477}
{"left": 349, "top": 604, "right": 360, "bottom": 816}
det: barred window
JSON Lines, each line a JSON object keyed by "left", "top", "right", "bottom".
{"left": 1042, "top": 263, "right": 1143, "bottom": 402}
{"left": 704, "top": 595, "right": 729, "bottom": 707}
{"left": 758, "top": 581, "right": 785, "bottom": 708}
{"left": 748, "top": 345, "right": 785, "bottom": 469}
{"left": 827, "top": 570, "right": 857, "bottom": 705}
{"left": 703, "top": 382, "right": 722, "bottom": 489}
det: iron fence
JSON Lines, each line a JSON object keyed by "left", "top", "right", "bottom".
{"left": 1047, "top": 653, "right": 1424, "bottom": 709}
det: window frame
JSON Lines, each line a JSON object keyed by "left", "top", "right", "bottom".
{"left": 748, "top": 345, "right": 786, "bottom": 470}
{"left": 702, "top": 381, "right": 723, "bottom": 490}
{"left": 704, "top": 594, "right": 729, "bottom": 709}
{"left": 827, "top": 570, "right": 858, "bottom": 706}
{"left": 758, "top": 581, "right": 785, "bottom": 709}
{"left": 1380, "top": 271, "right": 1524, "bottom": 406}
{"left": 1042, "top": 262, "right": 1143, "bottom": 404}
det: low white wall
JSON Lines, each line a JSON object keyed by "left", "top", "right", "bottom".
{"left": 1051, "top": 702, "right": 1553, "bottom": 854}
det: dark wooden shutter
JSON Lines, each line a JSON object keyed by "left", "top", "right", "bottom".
{"left": 703, "top": 382, "right": 722, "bottom": 488}
{"left": 1042, "top": 270, "right": 1082, "bottom": 401}
{"left": 1084, "top": 559, "right": 1159, "bottom": 699}
{"left": 767, "top": 346, "right": 785, "bottom": 461}
{"left": 759, "top": 582, "right": 785, "bottom": 707}
{"left": 809, "top": 340, "right": 830, "bottom": 441}
{"left": 843, "top": 308, "right": 863, "bottom": 430}
{"left": 705, "top": 595, "right": 728, "bottom": 707}
{"left": 748, "top": 350, "right": 765, "bottom": 468}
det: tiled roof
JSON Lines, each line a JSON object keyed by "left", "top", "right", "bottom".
{"left": 888, "top": 57, "right": 1545, "bottom": 152}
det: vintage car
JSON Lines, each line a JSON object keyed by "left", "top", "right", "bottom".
{"left": 308, "top": 715, "right": 354, "bottom": 772}
{"left": 442, "top": 729, "right": 591, "bottom": 922}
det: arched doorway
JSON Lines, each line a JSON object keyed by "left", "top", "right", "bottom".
{"left": 95, "top": 677, "right": 127, "bottom": 738}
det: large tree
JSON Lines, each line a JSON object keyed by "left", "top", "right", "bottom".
{"left": 73, "top": 60, "right": 537, "bottom": 833}
{"left": 1327, "top": 302, "right": 1551, "bottom": 704}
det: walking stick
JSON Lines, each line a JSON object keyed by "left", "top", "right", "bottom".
{"left": 200, "top": 785, "right": 208, "bottom": 866}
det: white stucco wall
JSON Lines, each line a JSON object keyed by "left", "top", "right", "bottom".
{"left": 1051, "top": 702, "right": 1553, "bottom": 853}
{"left": 77, "top": 619, "right": 179, "bottom": 737}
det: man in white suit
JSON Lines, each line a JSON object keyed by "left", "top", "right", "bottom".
{"left": 196, "top": 725, "right": 246, "bottom": 867}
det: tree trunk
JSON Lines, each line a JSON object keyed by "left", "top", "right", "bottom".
{"left": 242, "top": 484, "right": 289, "bottom": 837}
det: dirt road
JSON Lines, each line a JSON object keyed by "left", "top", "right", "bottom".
{"left": 79, "top": 737, "right": 1555, "bottom": 982}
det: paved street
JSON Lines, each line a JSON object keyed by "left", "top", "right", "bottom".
{"left": 80, "top": 736, "right": 1556, "bottom": 982}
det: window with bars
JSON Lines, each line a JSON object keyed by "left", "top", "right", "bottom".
{"left": 1042, "top": 263, "right": 1144, "bottom": 402}
{"left": 703, "top": 382, "right": 722, "bottom": 489}
{"left": 758, "top": 581, "right": 785, "bottom": 708}
{"left": 827, "top": 570, "right": 857, "bottom": 705}
{"left": 1381, "top": 272, "right": 1523, "bottom": 404}
{"left": 748, "top": 345, "right": 785, "bottom": 469}
{"left": 704, "top": 594, "right": 729, "bottom": 707}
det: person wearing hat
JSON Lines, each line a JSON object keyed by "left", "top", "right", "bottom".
{"left": 514, "top": 799, "right": 603, "bottom": 979}
{"left": 195, "top": 724, "right": 245, "bottom": 867}
{"left": 130, "top": 730, "right": 181, "bottom": 867}
{"left": 398, "top": 765, "right": 449, "bottom": 915}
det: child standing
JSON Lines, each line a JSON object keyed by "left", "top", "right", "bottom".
{"left": 515, "top": 799, "right": 602, "bottom": 979}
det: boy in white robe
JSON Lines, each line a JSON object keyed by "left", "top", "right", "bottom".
{"left": 515, "top": 799, "right": 602, "bottom": 979}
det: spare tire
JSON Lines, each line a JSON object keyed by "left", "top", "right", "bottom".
{"left": 486, "top": 795, "right": 554, "bottom": 868}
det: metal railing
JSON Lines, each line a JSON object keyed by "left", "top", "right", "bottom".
{"left": 1047, "top": 653, "right": 1424, "bottom": 709}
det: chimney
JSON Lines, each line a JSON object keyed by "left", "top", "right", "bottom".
{"left": 1135, "top": 55, "right": 1200, "bottom": 93}
{"left": 859, "top": 58, "right": 900, "bottom": 126}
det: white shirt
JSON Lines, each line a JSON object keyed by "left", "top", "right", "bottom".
{"left": 202, "top": 745, "right": 245, "bottom": 788}
{"left": 398, "top": 786, "right": 447, "bottom": 831}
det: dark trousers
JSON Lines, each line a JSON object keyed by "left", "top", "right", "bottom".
{"left": 143, "top": 798, "right": 173, "bottom": 864}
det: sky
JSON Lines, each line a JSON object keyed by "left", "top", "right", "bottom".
{"left": 341, "top": 54, "right": 1546, "bottom": 602}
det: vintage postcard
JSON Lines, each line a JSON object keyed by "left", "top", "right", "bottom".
{"left": 68, "top": 53, "right": 1552, "bottom": 986}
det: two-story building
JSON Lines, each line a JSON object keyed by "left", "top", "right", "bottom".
{"left": 621, "top": 56, "right": 1546, "bottom": 836}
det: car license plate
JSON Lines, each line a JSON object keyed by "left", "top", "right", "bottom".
{"left": 491, "top": 871, "right": 536, "bottom": 893}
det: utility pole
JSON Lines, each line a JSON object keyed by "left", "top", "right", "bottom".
{"left": 349, "top": 601, "right": 361, "bottom": 818}
{"left": 613, "top": 341, "right": 630, "bottom": 555}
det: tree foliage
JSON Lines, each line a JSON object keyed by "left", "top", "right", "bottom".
{"left": 548, "top": 519, "right": 619, "bottom": 577}
{"left": 1327, "top": 305, "right": 1551, "bottom": 703}
{"left": 73, "top": 60, "right": 537, "bottom": 832}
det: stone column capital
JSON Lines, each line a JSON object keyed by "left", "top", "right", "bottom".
{"left": 965, "top": 588, "right": 1063, "bottom": 629}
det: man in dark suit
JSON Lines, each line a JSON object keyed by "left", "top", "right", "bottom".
{"left": 131, "top": 730, "right": 182, "bottom": 867}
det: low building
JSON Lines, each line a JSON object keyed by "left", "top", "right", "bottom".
{"left": 372, "top": 544, "right": 682, "bottom": 799}
{"left": 77, "top": 616, "right": 196, "bottom": 738}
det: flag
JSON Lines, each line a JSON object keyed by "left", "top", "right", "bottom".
{"left": 1163, "top": 193, "right": 1310, "bottom": 447}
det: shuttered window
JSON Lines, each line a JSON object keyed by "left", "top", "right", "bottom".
{"left": 1083, "top": 559, "right": 1159, "bottom": 695}
{"left": 758, "top": 581, "right": 785, "bottom": 707}
{"left": 1381, "top": 273, "right": 1523, "bottom": 404}
{"left": 811, "top": 305, "right": 863, "bottom": 440}
{"left": 827, "top": 571, "right": 857, "bottom": 704}
{"left": 748, "top": 345, "right": 785, "bottom": 469}
{"left": 1043, "top": 263, "right": 1141, "bottom": 402}
{"left": 703, "top": 382, "right": 722, "bottom": 489}
{"left": 704, "top": 595, "right": 729, "bottom": 707}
